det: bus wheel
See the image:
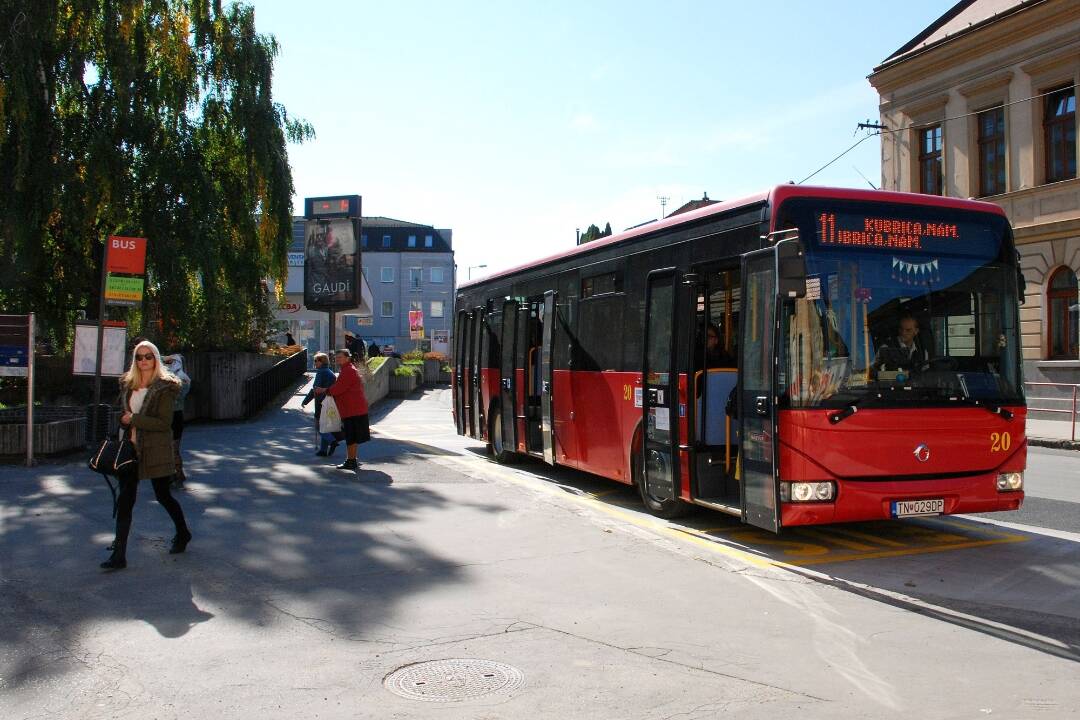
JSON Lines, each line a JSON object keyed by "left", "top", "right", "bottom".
{"left": 489, "top": 410, "right": 516, "bottom": 464}
{"left": 633, "top": 449, "right": 691, "bottom": 519}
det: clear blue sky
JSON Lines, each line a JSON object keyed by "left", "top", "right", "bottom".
{"left": 248, "top": 0, "right": 954, "bottom": 279}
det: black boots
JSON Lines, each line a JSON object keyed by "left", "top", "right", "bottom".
{"left": 169, "top": 529, "right": 192, "bottom": 554}
{"left": 336, "top": 458, "right": 358, "bottom": 471}
{"left": 101, "top": 540, "right": 127, "bottom": 570}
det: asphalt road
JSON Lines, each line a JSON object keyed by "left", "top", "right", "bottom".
{"left": 1, "top": 381, "right": 1077, "bottom": 719}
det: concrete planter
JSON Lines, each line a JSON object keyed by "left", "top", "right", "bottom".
{"left": 388, "top": 372, "right": 419, "bottom": 397}
{"left": 0, "top": 417, "right": 88, "bottom": 456}
{"left": 438, "top": 370, "right": 452, "bottom": 384}
{"left": 423, "top": 359, "right": 443, "bottom": 384}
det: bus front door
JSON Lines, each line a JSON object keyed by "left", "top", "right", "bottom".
{"left": 540, "top": 290, "right": 556, "bottom": 465}
{"left": 641, "top": 270, "right": 678, "bottom": 507}
{"left": 497, "top": 299, "right": 518, "bottom": 456}
{"left": 739, "top": 249, "right": 781, "bottom": 532}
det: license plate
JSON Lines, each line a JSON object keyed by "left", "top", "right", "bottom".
{"left": 892, "top": 498, "right": 944, "bottom": 518}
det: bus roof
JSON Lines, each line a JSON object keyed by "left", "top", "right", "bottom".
{"left": 458, "top": 185, "right": 1008, "bottom": 290}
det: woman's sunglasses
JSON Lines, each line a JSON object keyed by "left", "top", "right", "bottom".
{"left": 135, "top": 353, "right": 155, "bottom": 361}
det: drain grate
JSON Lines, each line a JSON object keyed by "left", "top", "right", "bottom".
{"left": 383, "top": 658, "right": 524, "bottom": 702}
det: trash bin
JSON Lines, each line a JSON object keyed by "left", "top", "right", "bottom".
{"left": 86, "top": 403, "right": 112, "bottom": 444}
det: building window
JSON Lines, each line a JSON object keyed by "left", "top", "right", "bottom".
{"left": 382, "top": 234, "right": 391, "bottom": 248}
{"left": 410, "top": 300, "right": 422, "bottom": 312}
{"left": 381, "top": 300, "right": 394, "bottom": 317}
{"left": 977, "top": 106, "right": 1006, "bottom": 196}
{"left": 1045, "top": 86, "right": 1076, "bottom": 184}
{"left": 431, "top": 300, "right": 444, "bottom": 318}
{"left": 409, "top": 267, "right": 422, "bottom": 291}
{"left": 430, "top": 266, "right": 445, "bottom": 283}
{"left": 380, "top": 267, "right": 394, "bottom": 283}
{"left": 408, "top": 235, "right": 417, "bottom": 248}
{"left": 1048, "top": 266, "right": 1079, "bottom": 359}
{"left": 918, "top": 125, "right": 943, "bottom": 195}
{"left": 361, "top": 234, "right": 368, "bottom": 248}
{"left": 425, "top": 234, "right": 433, "bottom": 248}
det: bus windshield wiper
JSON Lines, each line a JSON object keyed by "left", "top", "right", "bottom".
{"left": 940, "top": 393, "right": 1014, "bottom": 420}
{"left": 828, "top": 396, "right": 870, "bottom": 424}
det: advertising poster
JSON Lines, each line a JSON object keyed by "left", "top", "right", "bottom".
{"left": 304, "top": 218, "right": 360, "bottom": 310}
{"left": 73, "top": 323, "right": 128, "bottom": 376}
{"left": 409, "top": 310, "right": 424, "bottom": 340}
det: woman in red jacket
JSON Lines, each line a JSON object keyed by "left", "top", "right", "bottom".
{"left": 316, "top": 348, "right": 369, "bottom": 471}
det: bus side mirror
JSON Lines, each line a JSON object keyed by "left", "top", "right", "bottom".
{"left": 777, "top": 240, "right": 807, "bottom": 298}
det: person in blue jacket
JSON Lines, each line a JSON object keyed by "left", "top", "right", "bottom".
{"left": 301, "top": 352, "right": 340, "bottom": 456}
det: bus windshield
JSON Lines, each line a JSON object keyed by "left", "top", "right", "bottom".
{"left": 775, "top": 199, "right": 1023, "bottom": 411}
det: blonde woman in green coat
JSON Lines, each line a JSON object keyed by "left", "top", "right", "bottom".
{"left": 101, "top": 341, "right": 192, "bottom": 571}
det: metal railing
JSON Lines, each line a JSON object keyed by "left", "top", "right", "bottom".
{"left": 242, "top": 349, "right": 308, "bottom": 418}
{"left": 1024, "top": 381, "right": 1080, "bottom": 441}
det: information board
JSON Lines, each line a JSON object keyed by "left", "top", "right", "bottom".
{"left": 73, "top": 323, "right": 128, "bottom": 376}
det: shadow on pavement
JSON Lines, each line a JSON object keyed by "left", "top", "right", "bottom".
{"left": 0, "top": 381, "right": 508, "bottom": 690}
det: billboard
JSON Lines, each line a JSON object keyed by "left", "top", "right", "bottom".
{"left": 303, "top": 218, "right": 362, "bottom": 310}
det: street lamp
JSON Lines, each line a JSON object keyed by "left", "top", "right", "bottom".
{"left": 467, "top": 264, "right": 487, "bottom": 280}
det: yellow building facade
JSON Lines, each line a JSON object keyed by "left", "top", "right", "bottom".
{"left": 869, "top": 0, "right": 1079, "bottom": 387}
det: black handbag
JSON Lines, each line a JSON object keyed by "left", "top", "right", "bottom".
{"left": 89, "top": 434, "right": 137, "bottom": 477}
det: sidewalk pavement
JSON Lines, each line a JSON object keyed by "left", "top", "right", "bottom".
{"left": 1026, "top": 415, "right": 1080, "bottom": 446}
{"left": 2, "top": 381, "right": 1079, "bottom": 719}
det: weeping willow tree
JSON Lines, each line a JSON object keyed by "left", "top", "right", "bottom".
{"left": 0, "top": 0, "right": 313, "bottom": 352}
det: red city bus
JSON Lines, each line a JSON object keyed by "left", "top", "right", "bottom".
{"left": 452, "top": 186, "right": 1026, "bottom": 532}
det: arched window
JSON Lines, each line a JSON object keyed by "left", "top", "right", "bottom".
{"left": 1048, "top": 267, "right": 1079, "bottom": 359}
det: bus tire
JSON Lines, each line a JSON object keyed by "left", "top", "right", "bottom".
{"left": 633, "top": 447, "right": 691, "bottom": 519}
{"left": 489, "top": 409, "right": 516, "bottom": 464}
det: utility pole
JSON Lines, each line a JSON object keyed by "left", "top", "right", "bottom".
{"left": 657, "top": 195, "right": 669, "bottom": 219}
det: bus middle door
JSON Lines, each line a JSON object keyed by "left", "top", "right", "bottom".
{"left": 540, "top": 290, "right": 556, "bottom": 465}
{"left": 641, "top": 269, "right": 679, "bottom": 510}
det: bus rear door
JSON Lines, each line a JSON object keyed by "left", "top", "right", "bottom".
{"left": 739, "top": 249, "right": 781, "bottom": 532}
{"left": 453, "top": 309, "right": 466, "bottom": 435}
{"left": 470, "top": 308, "right": 485, "bottom": 439}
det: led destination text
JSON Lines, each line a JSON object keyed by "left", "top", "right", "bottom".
{"left": 817, "top": 212, "right": 960, "bottom": 250}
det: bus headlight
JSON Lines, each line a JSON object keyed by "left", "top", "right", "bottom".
{"left": 996, "top": 472, "right": 1023, "bottom": 492}
{"left": 780, "top": 481, "right": 836, "bottom": 503}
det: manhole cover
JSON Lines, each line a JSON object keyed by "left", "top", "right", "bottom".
{"left": 383, "top": 658, "right": 524, "bottom": 702}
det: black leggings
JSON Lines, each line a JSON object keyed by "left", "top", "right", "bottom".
{"left": 114, "top": 470, "right": 189, "bottom": 546}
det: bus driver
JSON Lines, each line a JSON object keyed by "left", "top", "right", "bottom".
{"left": 873, "top": 314, "right": 929, "bottom": 377}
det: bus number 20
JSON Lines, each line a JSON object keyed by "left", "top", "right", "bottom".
{"left": 623, "top": 385, "right": 634, "bottom": 401}
{"left": 990, "top": 432, "right": 1012, "bottom": 452}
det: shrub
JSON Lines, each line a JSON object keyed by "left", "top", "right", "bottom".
{"left": 424, "top": 351, "right": 448, "bottom": 363}
{"left": 367, "top": 356, "right": 387, "bottom": 372}
{"left": 393, "top": 365, "right": 420, "bottom": 378}
{"left": 401, "top": 348, "right": 425, "bottom": 362}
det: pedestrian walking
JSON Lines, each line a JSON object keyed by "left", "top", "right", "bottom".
{"left": 100, "top": 341, "right": 192, "bottom": 571}
{"left": 300, "top": 352, "right": 340, "bottom": 456}
{"left": 316, "top": 348, "right": 369, "bottom": 472}
{"left": 162, "top": 353, "right": 191, "bottom": 489}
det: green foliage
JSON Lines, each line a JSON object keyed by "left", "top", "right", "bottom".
{"left": 578, "top": 222, "right": 613, "bottom": 244}
{"left": 0, "top": 1, "right": 314, "bottom": 352}
{"left": 400, "top": 348, "right": 424, "bottom": 362}
{"left": 366, "top": 356, "right": 387, "bottom": 372}
{"left": 392, "top": 365, "right": 418, "bottom": 378}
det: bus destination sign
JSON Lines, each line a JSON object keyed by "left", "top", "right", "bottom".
{"left": 816, "top": 212, "right": 960, "bottom": 251}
